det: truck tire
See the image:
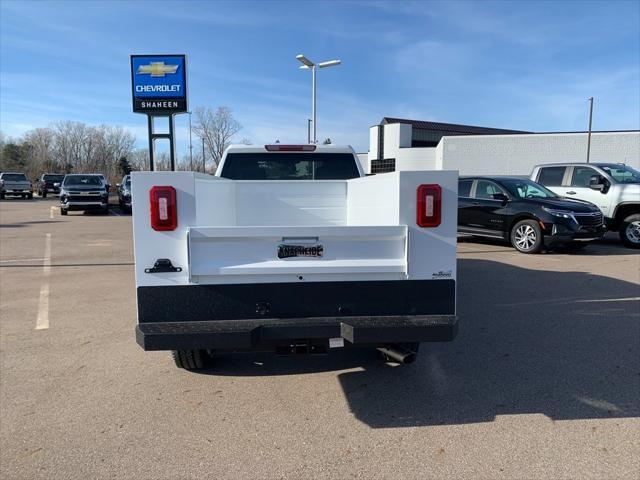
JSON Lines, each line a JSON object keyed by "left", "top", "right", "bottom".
{"left": 41, "top": 191, "right": 47, "bottom": 198}
{"left": 619, "top": 214, "right": 640, "bottom": 248}
{"left": 28, "top": 192, "right": 33, "bottom": 199}
{"left": 510, "top": 219, "right": 543, "bottom": 253}
{"left": 172, "top": 350, "right": 207, "bottom": 370}
{"left": 0, "top": 192, "right": 4, "bottom": 200}
{"left": 60, "top": 207, "right": 67, "bottom": 216}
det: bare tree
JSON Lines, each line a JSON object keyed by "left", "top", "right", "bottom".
{"left": 192, "top": 106, "right": 242, "bottom": 171}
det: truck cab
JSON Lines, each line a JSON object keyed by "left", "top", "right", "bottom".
{"left": 132, "top": 144, "right": 459, "bottom": 370}
{"left": 531, "top": 163, "right": 640, "bottom": 248}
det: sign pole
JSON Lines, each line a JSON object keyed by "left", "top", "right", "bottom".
{"left": 169, "top": 114, "right": 176, "bottom": 171}
{"left": 147, "top": 115, "right": 155, "bottom": 171}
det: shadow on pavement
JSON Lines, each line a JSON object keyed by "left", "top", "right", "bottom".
{"left": 199, "top": 258, "right": 640, "bottom": 428}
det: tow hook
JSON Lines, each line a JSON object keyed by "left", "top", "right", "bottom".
{"left": 145, "top": 258, "right": 182, "bottom": 273}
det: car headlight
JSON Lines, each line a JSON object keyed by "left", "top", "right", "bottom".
{"left": 542, "top": 206, "right": 577, "bottom": 223}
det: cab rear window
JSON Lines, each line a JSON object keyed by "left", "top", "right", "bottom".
{"left": 1, "top": 173, "right": 27, "bottom": 181}
{"left": 537, "top": 167, "right": 566, "bottom": 186}
{"left": 220, "top": 153, "right": 360, "bottom": 180}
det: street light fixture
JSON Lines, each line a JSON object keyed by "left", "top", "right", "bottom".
{"left": 296, "top": 54, "right": 341, "bottom": 143}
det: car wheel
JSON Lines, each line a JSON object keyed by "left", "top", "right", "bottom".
{"left": 42, "top": 191, "right": 47, "bottom": 198}
{"left": 0, "top": 192, "right": 4, "bottom": 200}
{"left": 60, "top": 207, "right": 67, "bottom": 216}
{"left": 510, "top": 219, "right": 543, "bottom": 253}
{"left": 28, "top": 192, "right": 33, "bottom": 199}
{"left": 619, "top": 214, "right": 640, "bottom": 249}
{"left": 172, "top": 350, "right": 208, "bottom": 370}
{"left": 102, "top": 205, "right": 109, "bottom": 215}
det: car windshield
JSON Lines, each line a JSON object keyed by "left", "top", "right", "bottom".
{"left": 599, "top": 165, "right": 640, "bottom": 184}
{"left": 220, "top": 152, "right": 360, "bottom": 180}
{"left": 43, "top": 174, "right": 64, "bottom": 182}
{"left": 63, "top": 175, "right": 103, "bottom": 186}
{"left": 2, "top": 173, "right": 27, "bottom": 181}
{"left": 500, "top": 178, "right": 559, "bottom": 199}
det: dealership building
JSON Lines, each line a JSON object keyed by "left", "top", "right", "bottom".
{"left": 361, "top": 117, "right": 640, "bottom": 175}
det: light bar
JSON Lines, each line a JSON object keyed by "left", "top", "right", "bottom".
{"left": 318, "top": 60, "right": 341, "bottom": 68}
{"left": 295, "top": 55, "right": 314, "bottom": 67}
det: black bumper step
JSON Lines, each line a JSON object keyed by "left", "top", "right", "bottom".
{"left": 136, "top": 315, "right": 458, "bottom": 351}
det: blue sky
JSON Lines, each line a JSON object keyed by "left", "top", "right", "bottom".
{"left": 1, "top": 0, "right": 638, "bottom": 154}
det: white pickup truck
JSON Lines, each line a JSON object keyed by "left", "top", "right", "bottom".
{"left": 531, "top": 163, "right": 640, "bottom": 248}
{"left": 132, "top": 144, "right": 458, "bottom": 370}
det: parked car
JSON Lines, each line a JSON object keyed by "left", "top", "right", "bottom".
{"left": 59, "top": 174, "right": 109, "bottom": 215}
{"left": 0, "top": 172, "right": 33, "bottom": 199}
{"left": 132, "top": 144, "right": 459, "bottom": 370}
{"left": 531, "top": 163, "right": 640, "bottom": 248}
{"left": 116, "top": 175, "right": 131, "bottom": 212}
{"left": 458, "top": 176, "right": 606, "bottom": 253}
{"left": 35, "top": 173, "right": 65, "bottom": 197}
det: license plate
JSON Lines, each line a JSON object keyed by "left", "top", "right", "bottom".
{"left": 277, "top": 244, "right": 323, "bottom": 259}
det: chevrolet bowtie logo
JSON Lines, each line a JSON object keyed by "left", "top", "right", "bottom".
{"left": 137, "top": 62, "right": 178, "bottom": 77}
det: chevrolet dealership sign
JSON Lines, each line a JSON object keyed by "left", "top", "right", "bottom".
{"left": 131, "top": 54, "right": 187, "bottom": 114}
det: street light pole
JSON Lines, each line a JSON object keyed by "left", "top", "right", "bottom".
{"left": 296, "top": 55, "right": 341, "bottom": 144}
{"left": 586, "top": 97, "right": 594, "bottom": 163}
{"left": 312, "top": 65, "right": 317, "bottom": 144}
{"left": 188, "top": 111, "right": 193, "bottom": 171}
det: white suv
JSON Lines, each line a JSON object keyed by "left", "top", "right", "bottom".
{"left": 531, "top": 163, "right": 640, "bottom": 248}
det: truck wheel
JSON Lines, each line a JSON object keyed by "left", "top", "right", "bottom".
{"left": 0, "top": 192, "right": 4, "bottom": 200}
{"left": 28, "top": 192, "right": 33, "bottom": 199}
{"left": 172, "top": 350, "right": 207, "bottom": 370}
{"left": 60, "top": 207, "right": 67, "bottom": 216}
{"left": 619, "top": 214, "right": 640, "bottom": 248}
{"left": 42, "top": 191, "right": 47, "bottom": 198}
{"left": 510, "top": 219, "right": 543, "bottom": 253}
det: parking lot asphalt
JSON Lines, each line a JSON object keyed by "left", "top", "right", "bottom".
{"left": 1, "top": 197, "right": 639, "bottom": 479}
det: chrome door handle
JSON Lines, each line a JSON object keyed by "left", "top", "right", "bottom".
{"left": 566, "top": 191, "right": 577, "bottom": 195}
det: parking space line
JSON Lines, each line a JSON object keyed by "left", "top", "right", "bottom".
{"left": 35, "top": 233, "right": 52, "bottom": 330}
{"left": 49, "top": 206, "right": 56, "bottom": 219}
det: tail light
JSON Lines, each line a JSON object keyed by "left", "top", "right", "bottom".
{"left": 149, "top": 186, "right": 177, "bottom": 231}
{"left": 265, "top": 144, "right": 316, "bottom": 152}
{"left": 416, "top": 184, "right": 441, "bottom": 228}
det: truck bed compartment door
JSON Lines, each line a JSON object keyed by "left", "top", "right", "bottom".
{"left": 187, "top": 225, "right": 407, "bottom": 281}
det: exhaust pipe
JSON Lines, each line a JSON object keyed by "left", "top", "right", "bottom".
{"left": 377, "top": 345, "right": 417, "bottom": 364}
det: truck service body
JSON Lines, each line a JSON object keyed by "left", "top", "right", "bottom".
{"left": 132, "top": 145, "right": 458, "bottom": 369}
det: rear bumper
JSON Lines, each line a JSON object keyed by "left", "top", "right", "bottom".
{"left": 136, "top": 315, "right": 458, "bottom": 351}
{"left": 136, "top": 279, "right": 457, "bottom": 351}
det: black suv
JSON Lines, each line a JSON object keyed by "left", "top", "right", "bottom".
{"left": 59, "top": 174, "right": 109, "bottom": 215}
{"left": 458, "top": 176, "right": 607, "bottom": 253}
{"left": 36, "top": 173, "right": 65, "bottom": 197}
{"left": 117, "top": 175, "right": 131, "bottom": 213}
